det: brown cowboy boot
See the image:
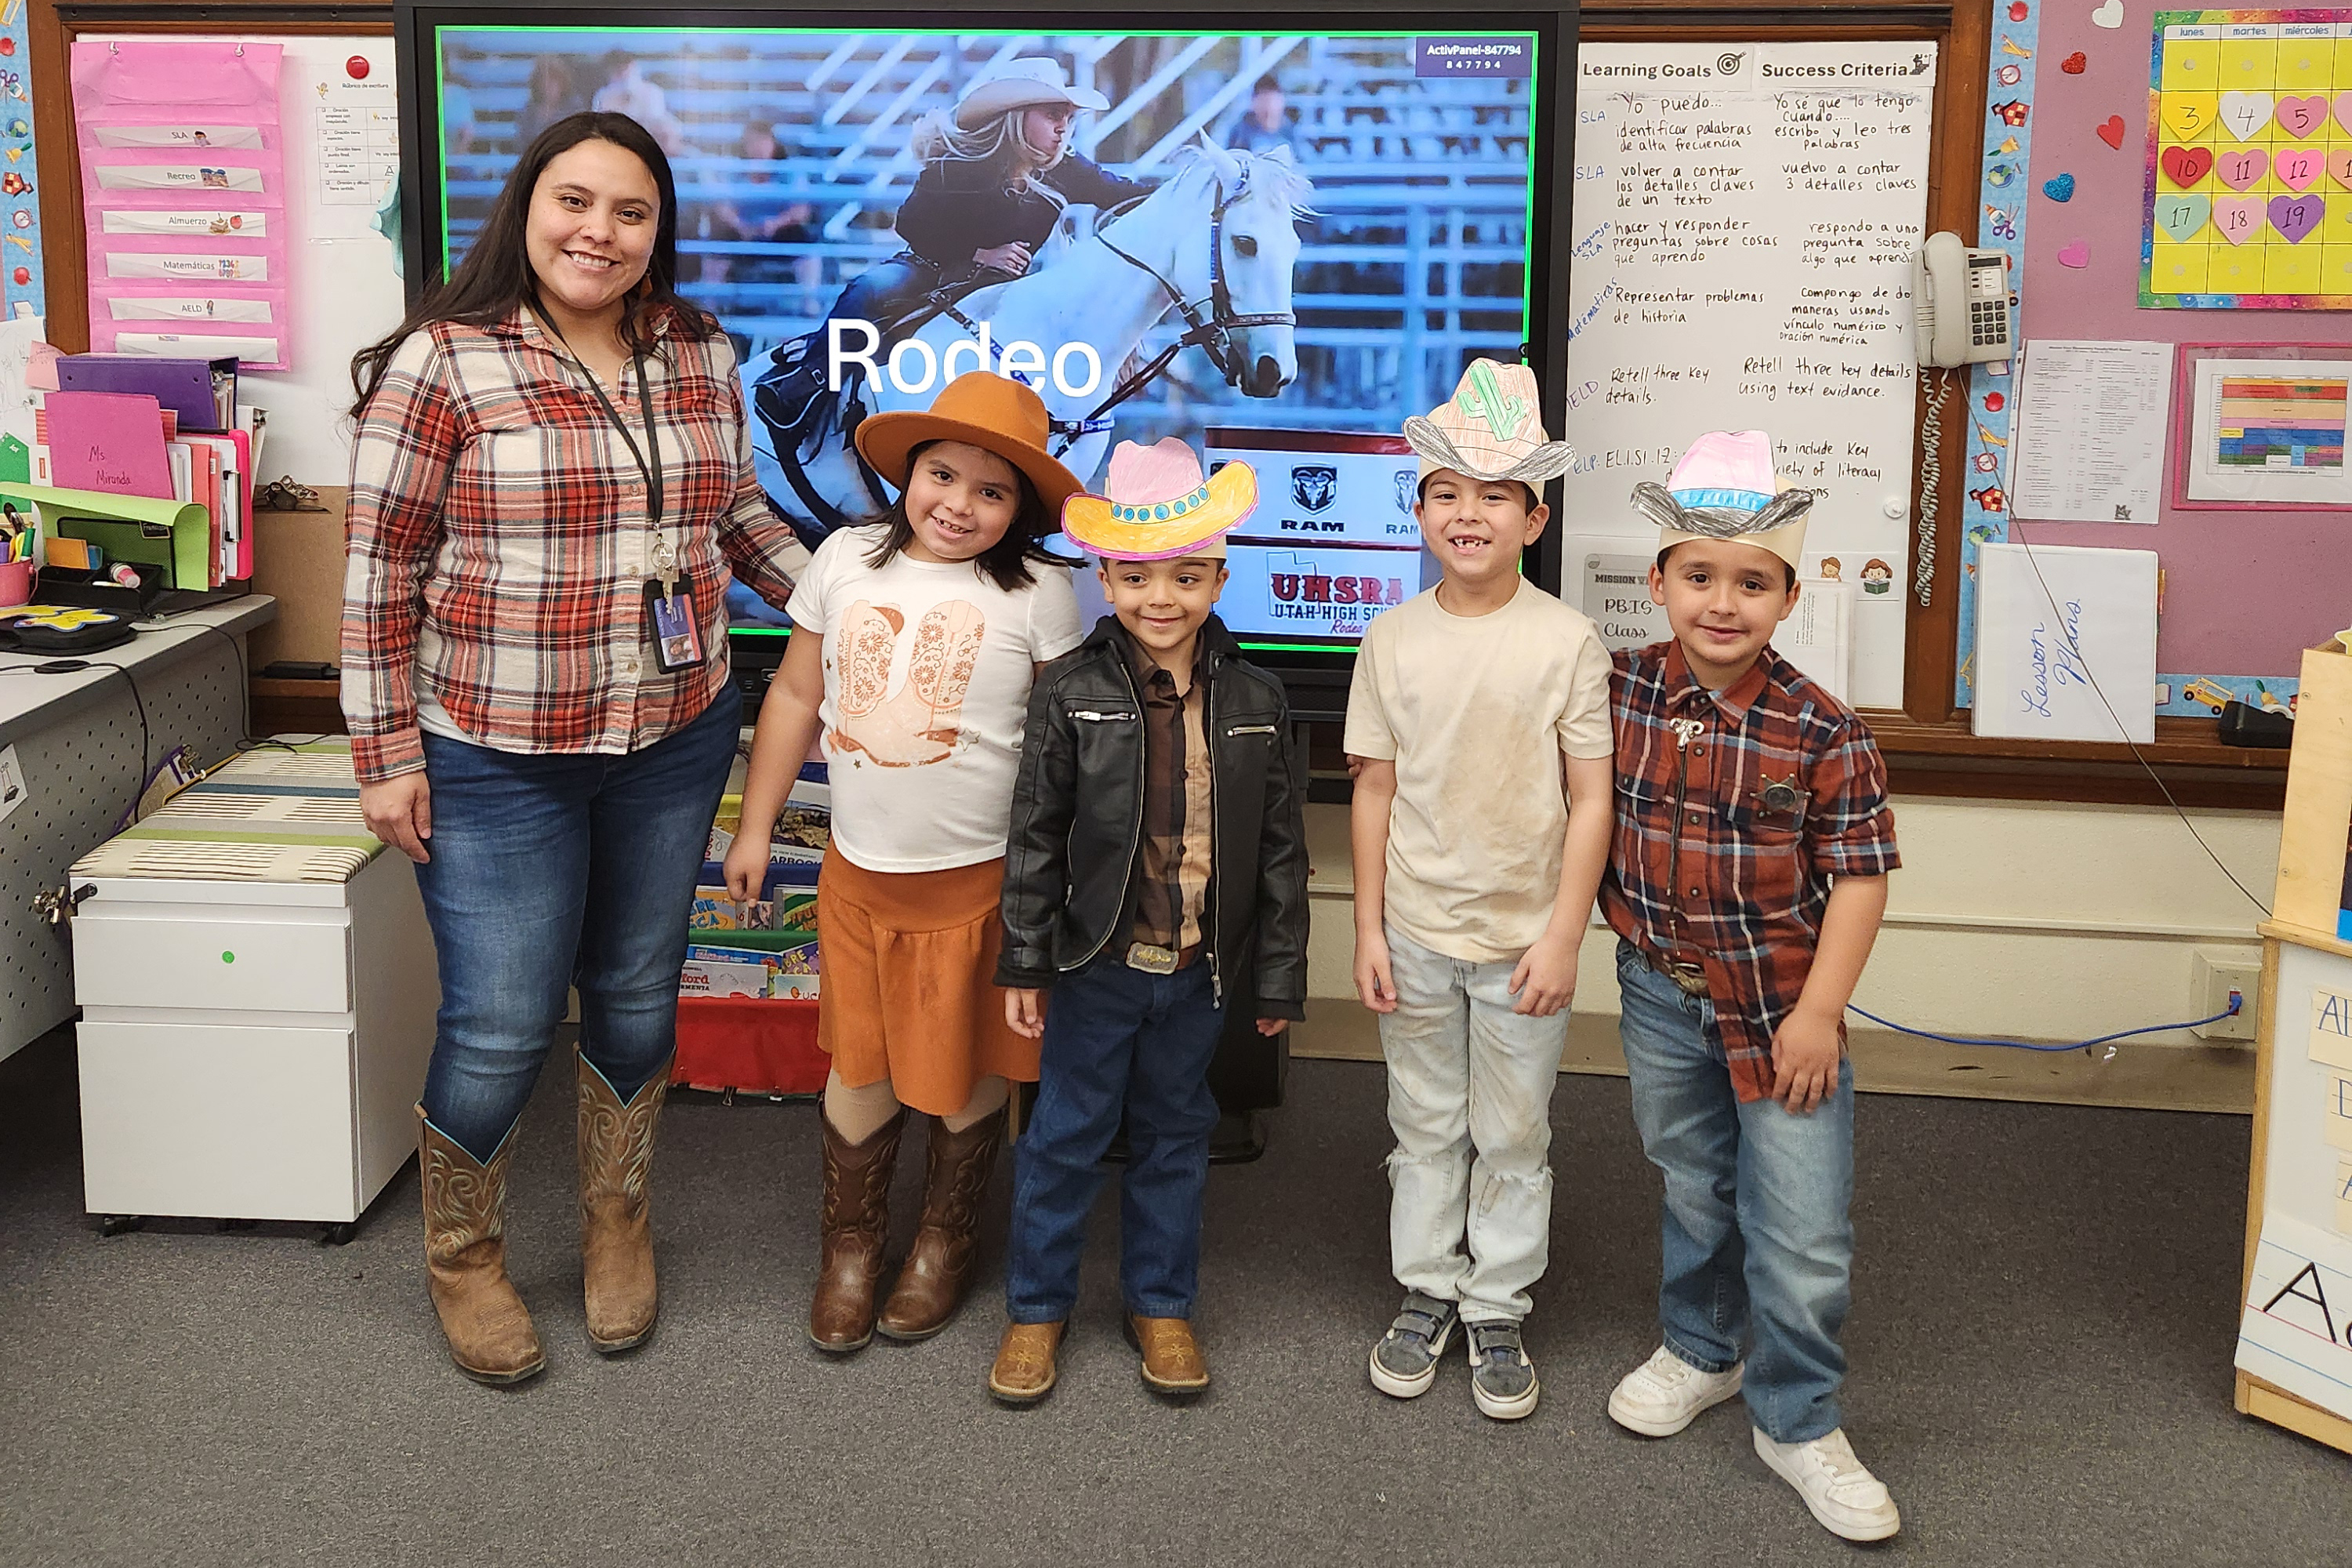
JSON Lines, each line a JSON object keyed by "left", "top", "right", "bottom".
{"left": 1127, "top": 1313, "right": 1210, "bottom": 1395}
{"left": 417, "top": 1108, "right": 545, "bottom": 1385}
{"left": 578, "top": 1051, "right": 672, "bottom": 1353}
{"left": 809, "top": 1107, "right": 906, "bottom": 1352}
{"left": 988, "top": 1320, "right": 1064, "bottom": 1404}
{"left": 875, "top": 1107, "right": 1006, "bottom": 1341}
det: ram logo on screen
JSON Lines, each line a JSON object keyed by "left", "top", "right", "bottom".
{"left": 1290, "top": 464, "right": 1338, "bottom": 513}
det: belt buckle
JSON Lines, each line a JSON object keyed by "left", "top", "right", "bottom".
{"left": 1124, "top": 942, "right": 1179, "bottom": 975}
{"left": 1659, "top": 956, "right": 1711, "bottom": 998}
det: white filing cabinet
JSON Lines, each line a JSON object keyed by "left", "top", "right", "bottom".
{"left": 67, "top": 740, "right": 438, "bottom": 1236}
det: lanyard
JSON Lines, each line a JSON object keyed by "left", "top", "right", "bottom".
{"left": 541, "top": 310, "right": 663, "bottom": 535}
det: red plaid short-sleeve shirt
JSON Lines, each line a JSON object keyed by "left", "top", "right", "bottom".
{"left": 340, "top": 306, "right": 808, "bottom": 783}
{"left": 1600, "top": 640, "right": 1900, "bottom": 1102}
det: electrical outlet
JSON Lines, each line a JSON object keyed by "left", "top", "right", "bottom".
{"left": 2191, "top": 950, "right": 2259, "bottom": 1042}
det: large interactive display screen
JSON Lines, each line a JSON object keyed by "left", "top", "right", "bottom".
{"left": 419, "top": 18, "right": 1548, "bottom": 655}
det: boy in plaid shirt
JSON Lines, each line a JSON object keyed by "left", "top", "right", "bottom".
{"left": 1599, "top": 431, "right": 1903, "bottom": 1542}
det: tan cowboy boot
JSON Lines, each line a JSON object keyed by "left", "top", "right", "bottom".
{"left": 577, "top": 1051, "right": 673, "bottom": 1353}
{"left": 875, "top": 1107, "right": 1006, "bottom": 1341}
{"left": 809, "top": 1107, "right": 906, "bottom": 1352}
{"left": 1127, "top": 1314, "right": 1210, "bottom": 1395}
{"left": 417, "top": 1108, "right": 545, "bottom": 1385}
{"left": 989, "top": 1320, "right": 1065, "bottom": 1404}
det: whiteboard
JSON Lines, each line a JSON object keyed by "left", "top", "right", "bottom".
{"left": 1562, "top": 42, "right": 1936, "bottom": 710}
{"left": 89, "top": 34, "right": 405, "bottom": 486}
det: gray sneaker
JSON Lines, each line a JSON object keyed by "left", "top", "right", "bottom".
{"left": 1467, "top": 1319, "right": 1539, "bottom": 1420}
{"left": 1367, "top": 1291, "right": 1459, "bottom": 1399}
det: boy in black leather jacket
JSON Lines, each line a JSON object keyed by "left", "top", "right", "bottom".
{"left": 988, "top": 441, "right": 1308, "bottom": 1406}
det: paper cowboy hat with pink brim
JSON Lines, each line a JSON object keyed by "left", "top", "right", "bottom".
{"left": 1631, "top": 430, "right": 1814, "bottom": 568}
{"left": 1061, "top": 438, "right": 1258, "bottom": 561}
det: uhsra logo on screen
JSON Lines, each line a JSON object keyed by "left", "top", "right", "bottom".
{"left": 827, "top": 320, "right": 1104, "bottom": 398}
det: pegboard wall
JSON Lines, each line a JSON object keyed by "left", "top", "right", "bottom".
{"left": 0, "top": 644, "right": 246, "bottom": 1056}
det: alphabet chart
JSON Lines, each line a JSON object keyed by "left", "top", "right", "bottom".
{"left": 2143, "top": 12, "right": 2352, "bottom": 307}
{"left": 2236, "top": 941, "right": 2352, "bottom": 1425}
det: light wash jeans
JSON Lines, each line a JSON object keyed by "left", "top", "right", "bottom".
{"left": 1614, "top": 939, "right": 1856, "bottom": 1444}
{"left": 1377, "top": 925, "right": 1567, "bottom": 1323}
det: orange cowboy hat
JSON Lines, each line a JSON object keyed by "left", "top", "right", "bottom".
{"left": 854, "top": 372, "right": 1087, "bottom": 511}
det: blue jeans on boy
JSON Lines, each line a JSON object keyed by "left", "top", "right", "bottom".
{"left": 1006, "top": 954, "right": 1226, "bottom": 1323}
{"left": 1614, "top": 939, "right": 1856, "bottom": 1444}
{"left": 414, "top": 691, "right": 739, "bottom": 1161}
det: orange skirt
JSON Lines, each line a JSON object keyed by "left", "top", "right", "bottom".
{"left": 816, "top": 851, "right": 1037, "bottom": 1115}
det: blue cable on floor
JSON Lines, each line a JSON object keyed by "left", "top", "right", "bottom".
{"left": 1846, "top": 995, "right": 2244, "bottom": 1054}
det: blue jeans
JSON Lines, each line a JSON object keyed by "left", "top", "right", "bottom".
{"left": 1614, "top": 940, "right": 1856, "bottom": 1444}
{"left": 1006, "top": 954, "right": 1226, "bottom": 1323}
{"left": 415, "top": 692, "right": 739, "bottom": 1160}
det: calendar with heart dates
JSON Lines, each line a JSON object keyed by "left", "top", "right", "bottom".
{"left": 2145, "top": 11, "right": 2352, "bottom": 307}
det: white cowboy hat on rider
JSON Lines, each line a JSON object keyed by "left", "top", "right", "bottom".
{"left": 954, "top": 58, "right": 1111, "bottom": 130}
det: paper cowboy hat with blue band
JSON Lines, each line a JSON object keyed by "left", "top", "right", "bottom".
{"left": 1062, "top": 438, "right": 1257, "bottom": 560}
{"left": 1630, "top": 429, "right": 1813, "bottom": 568}
{"left": 1401, "top": 358, "right": 1576, "bottom": 487}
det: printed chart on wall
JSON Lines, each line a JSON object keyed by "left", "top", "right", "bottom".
{"left": 1563, "top": 42, "right": 1935, "bottom": 710}
{"left": 2144, "top": 11, "right": 2352, "bottom": 307}
{"left": 2236, "top": 942, "right": 2352, "bottom": 1424}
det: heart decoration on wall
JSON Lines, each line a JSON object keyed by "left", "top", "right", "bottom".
{"left": 2056, "top": 239, "right": 2090, "bottom": 267}
{"left": 2220, "top": 91, "right": 2275, "bottom": 141}
{"left": 2043, "top": 172, "right": 2077, "bottom": 201}
{"left": 2213, "top": 195, "right": 2265, "bottom": 245}
{"left": 2217, "top": 147, "right": 2270, "bottom": 191}
{"left": 2276, "top": 147, "right": 2325, "bottom": 193}
{"left": 2161, "top": 144, "right": 2214, "bottom": 187}
{"left": 2278, "top": 94, "right": 2330, "bottom": 138}
{"left": 2154, "top": 193, "right": 2211, "bottom": 241}
{"left": 2096, "top": 114, "right": 2127, "bottom": 149}
{"left": 2268, "top": 193, "right": 2325, "bottom": 244}
{"left": 2092, "top": 0, "right": 2124, "bottom": 27}
{"left": 2328, "top": 147, "right": 2352, "bottom": 190}
{"left": 2161, "top": 98, "right": 2212, "bottom": 139}
{"left": 2060, "top": 52, "right": 2087, "bottom": 74}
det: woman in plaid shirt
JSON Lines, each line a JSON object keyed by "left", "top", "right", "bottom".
{"left": 343, "top": 112, "right": 809, "bottom": 1386}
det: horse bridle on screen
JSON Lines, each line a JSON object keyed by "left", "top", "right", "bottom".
{"left": 942, "top": 156, "right": 1302, "bottom": 456}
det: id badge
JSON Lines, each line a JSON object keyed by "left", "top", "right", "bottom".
{"left": 644, "top": 578, "right": 708, "bottom": 673}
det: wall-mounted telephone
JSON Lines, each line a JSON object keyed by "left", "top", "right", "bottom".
{"left": 1914, "top": 231, "right": 2014, "bottom": 367}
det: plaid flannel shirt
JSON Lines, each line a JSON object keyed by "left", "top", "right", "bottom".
{"left": 1599, "top": 640, "right": 1900, "bottom": 1102}
{"left": 341, "top": 306, "right": 808, "bottom": 783}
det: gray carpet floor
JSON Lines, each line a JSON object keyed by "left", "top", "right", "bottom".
{"left": 3, "top": 1025, "right": 2348, "bottom": 1568}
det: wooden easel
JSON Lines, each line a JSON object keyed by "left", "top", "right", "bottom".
{"left": 2238, "top": 638, "right": 2352, "bottom": 1455}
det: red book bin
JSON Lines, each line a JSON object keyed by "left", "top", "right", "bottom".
{"left": 672, "top": 995, "right": 827, "bottom": 1097}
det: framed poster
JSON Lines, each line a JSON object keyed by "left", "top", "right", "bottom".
{"left": 2172, "top": 341, "right": 2352, "bottom": 510}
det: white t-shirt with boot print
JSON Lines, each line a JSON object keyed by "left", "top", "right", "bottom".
{"left": 787, "top": 524, "right": 1082, "bottom": 873}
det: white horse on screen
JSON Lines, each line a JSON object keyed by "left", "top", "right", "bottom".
{"left": 742, "top": 140, "right": 1309, "bottom": 533}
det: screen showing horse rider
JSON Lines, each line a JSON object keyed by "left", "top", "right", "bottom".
{"left": 431, "top": 27, "right": 1541, "bottom": 652}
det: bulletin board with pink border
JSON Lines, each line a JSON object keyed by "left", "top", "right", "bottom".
{"left": 1982, "top": 0, "right": 2352, "bottom": 717}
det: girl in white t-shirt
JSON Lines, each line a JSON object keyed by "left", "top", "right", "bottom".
{"left": 727, "top": 372, "right": 1085, "bottom": 1355}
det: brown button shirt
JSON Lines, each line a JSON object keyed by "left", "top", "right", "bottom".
{"left": 1127, "top": 632, "right": 1214, "bottom": 958}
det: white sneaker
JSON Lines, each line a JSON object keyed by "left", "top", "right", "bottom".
{"left": 1753, "top": 1426, "right": 1902, "bottom": 1542}
{"left": 1606, "top": 1345, "right": 1744, "bottom": 1437}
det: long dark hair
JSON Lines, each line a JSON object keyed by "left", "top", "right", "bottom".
{"left": 863, "top": 440, "right": 1066, "bottom": 593}
{"left": 350, "top": 111, "right": 716, "bottom": 411}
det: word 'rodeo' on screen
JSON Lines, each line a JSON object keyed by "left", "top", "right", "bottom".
{"left": 828, "top": 318, "right": 1107, "bottom": 399}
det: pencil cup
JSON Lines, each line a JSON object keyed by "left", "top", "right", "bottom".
{"left": 0, "top": 558, "right": 33, "bottom": 609}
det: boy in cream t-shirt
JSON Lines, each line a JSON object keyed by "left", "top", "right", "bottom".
{"left": 1345, "top": 361, "right": 1614, "bottom": 1421}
